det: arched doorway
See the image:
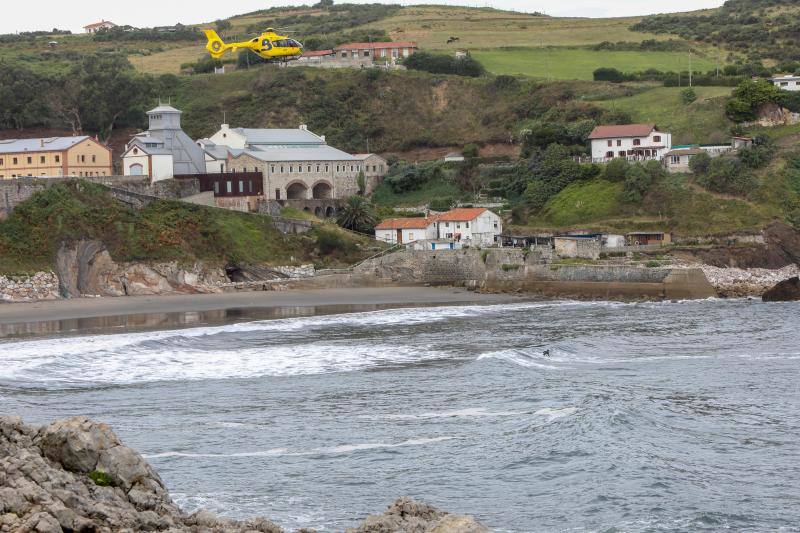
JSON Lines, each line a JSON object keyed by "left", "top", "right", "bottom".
{"left": 312, "top": 181, "right": 333, "bottom": 199}
{"left": 129, "top": 163, "right": 143, "bottom": 176}
{"left": 325, "top": 206, "right": 335, "bottom": 218}
{"left": 314, "top": 207, "right": 323, "bottom": 217}
{"left": 286, "top": 182, "right": 308, "bottom": 200}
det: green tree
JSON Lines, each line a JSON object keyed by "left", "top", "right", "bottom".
{"left": 0, "top": 64, "right": 50, "bottom": 130}
{"left": 356, "top": 171, "right": 367, "bottom": 195}
{"left": 462, "top": 143, "right": 479, "bottom": 159}
{"left": 623, "top": 164, "right": 652, "bottom": 203}
{"left": 336, "top": 196, "right": 378, "bottom": 234}
{"left": 726, "top": 79, "right": 783, "bottom": 123}
{"left": 603, "top": 157, "right": 630, "bottom": 182}
{"left": 215, "top": 19, "right": 232, "bottom": 32}
{"left": 689, "top": 152, "right": 712, "bottom": 174}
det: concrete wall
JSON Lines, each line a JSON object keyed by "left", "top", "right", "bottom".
{"left": 354, "top": 248, "right": 715, "bottom": 300}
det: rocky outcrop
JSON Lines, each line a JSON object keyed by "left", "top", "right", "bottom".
{"left": 1, "top": 416, "right": 489, "bottom": 533}
{"left": 679, "top": 264, "right": 800, "bottom": 298}
{"left": 0, "top": 272, "right": 59, "bottom": 302}
{"left": 762, "top": 276, "right": 800, "bottom": 302}
{"left": 55, "top": 240, "right": 228, "bottom": 299}
{"left": 346, "top": 497, "right": 489, "bottom": 533}
{"left": 741, "top": 103, "right": 800, "bottom": 128}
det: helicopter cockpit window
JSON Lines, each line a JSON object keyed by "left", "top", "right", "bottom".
{"left": 288, "top": 39, "right": 301, "bottom": 48}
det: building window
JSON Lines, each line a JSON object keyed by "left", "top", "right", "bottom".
{"left": 671, "top": 156, "right": 680, "bottom": 164}
{"left": 619, "top": 151, "right": 626, "bottom": 157}
{"left": 280, "top": 166, "right": 284, "bottom": 173}
{"left": 239, "top": 181, "right": 244, "bottom": 193}
{"left": 653, "top": 135, "right": 661, "bottom": 143}
{"left": 214, "top": 182, "right": 219, "bottom": 194}
{"left": 12, "top": 157, "right": 17, "bottom": 165}
{"left": 466, "top": 222, "right": 470, "bottom": 228}
{"left": 445, "top": 222, "right": 450, "bottom": 228}
{"left": 271, "top": 165, "right": 275, "bottom": 173}
{"left": 307, "top": 165, "right": 311, "bottom": 172}
{"left": 607, "top": 140, "right": 612, "bottom": 147}
{"left": 325, "top": 165, "right": 329, "bottom": 172}
{"left": 0, "top": 158, "right": 3, "bottom": 166}
{"left": 364, "top": 51, "right": 370, "bottom": 57}
{"left": 316, "top": 164, "right": 320, "bottom": 172}
{"left": 40, "top": 156, "right": 45, "bottom": 164}
{"left": 226, "top": 181, "right": 232, "bottom": 193}
{"left": 616, "top": 140, "right": 622, "bottom": 147}
{"left": 249, "top": 181, "right": 253, "bottom": 193}
{"left": 633, "top": 139, "right": 641, "bottom": 146}
{"left": 275, "top": 188, "right": 281, "bottom": 200}
{"left": 55, "top": 155, "right": 60, "bottom": 163}
{"left": 27, "top": 157, "right": 32, "bottom": 164}
{"left": 408, "top": 232, "right": 414, "bottom": 240}
{"left": 289, "top": 165, "right": 293, "bottom": 172}
{"left": 341, "top": 52, "right": 347, "bottom": 58}
{"left": 606, "top": 151, "right": 614, "bottom": 158}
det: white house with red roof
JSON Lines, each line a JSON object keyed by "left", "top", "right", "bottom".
{"left": 435, "top": 207, "right": 503, "bottom": 247}
{"left": 588, "top": 124, "right": 672, "bottom": 163}
{"left": 375, "top": 217, "right": 438, "bottom": 245}
{"left": 83, "top": 20, "right": 117, "bottom": 34}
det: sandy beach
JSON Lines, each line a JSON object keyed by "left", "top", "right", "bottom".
{"left": 0, "top": 287, "right": 517, "bottom": 327}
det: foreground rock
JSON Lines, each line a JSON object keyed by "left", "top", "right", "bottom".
{"left": 762, "top": 276, "right": 800, "bottom": 302}
{"left": 346, "top": 498, "right": 489, "bottom": 533}
{"left": 0, "top": 416, "right": 488, "bottom": 533}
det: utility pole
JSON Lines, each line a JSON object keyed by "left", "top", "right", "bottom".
{"left": 689, "top": 49, "right": 693, "bottom": 87}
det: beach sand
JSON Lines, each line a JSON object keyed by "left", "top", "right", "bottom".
{"left": 0, "top": 287, "right": 519, "bottom": 336}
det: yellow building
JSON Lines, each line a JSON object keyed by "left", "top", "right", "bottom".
{"left": 0, "top": 136, "right": 113, "bottom": 179}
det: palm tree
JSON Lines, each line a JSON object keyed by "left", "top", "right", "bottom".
{"left": 336, "top": 195, "right": 377, "bottom": 234}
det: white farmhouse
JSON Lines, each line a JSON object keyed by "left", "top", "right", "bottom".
{"left": 771, "top": 75, "right": 800, "bottom": 92}
{"left": 588, "top": 124, "right": 672, "bottom": 163}
{"left": 374, "top": 217, "right": 437, "bottom": 245}
{"left": 435, "top": 208, "right": 502, "bottom": 247}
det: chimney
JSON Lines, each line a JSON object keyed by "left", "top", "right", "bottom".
{"left": 299, "top": 124, "right": 308, "bottom": 130}
{"left": 320, "top": 135, "right": 326, "bottom": 142}
{"left": 40, "top": 139, "right": 45, "bottom": 148}
{"left": 221, "top": 123, "right": 229, "bottom": 130}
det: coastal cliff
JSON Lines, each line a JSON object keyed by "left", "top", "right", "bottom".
{"left": 0, "top": 416, "right": 489, "bottom": 533}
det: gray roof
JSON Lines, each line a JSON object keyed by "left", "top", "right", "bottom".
{"left": 234, "top": 128, "right": 326, "bottom": 146}
{"left": 148, "top": 105, "right": 182, "bottom": 114}
{"left": 237, "top": 145, "right": 358, "bottom": 162}
{"left": 0, "top": 136, "right": 91, "bottom": 154}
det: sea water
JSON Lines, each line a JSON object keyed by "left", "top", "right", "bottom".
{"left": 2, "top": 299, "right": 799, "bottom": 531}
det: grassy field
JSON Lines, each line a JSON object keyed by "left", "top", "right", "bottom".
{"left": 371, "top": 178, "right": 467, "bottom": 207}
{"left": 129, "top": 44, "right": 205, "bottom": 74}
{"left": 595, "top": 86, "right": 734, "bottom": 145}
{"left": 471, "top": 47, "right": 718, "bottom": 81}
{"left": 358, "top": 6, "right": 668, "bottom": 49}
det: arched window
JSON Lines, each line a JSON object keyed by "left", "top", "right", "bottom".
{"left": 129, "top": 163, "right": 144, "bottom": 176}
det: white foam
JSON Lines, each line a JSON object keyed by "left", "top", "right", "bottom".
{"left": 477, "top": 349, "right": 561, "bottom": 370}
{"left": 145, "top": 436, "right": 456, "bottom": 459}
{"left": 534, "top": 407, "right": 578, "bottom": 421}
{"left": 381, "top": 408, "right": 524, "bottom": 420}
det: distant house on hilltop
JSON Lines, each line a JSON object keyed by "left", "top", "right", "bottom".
{"left": 588, "top": 124, "right": 672, "bottom": 163}
{"left": 83, "top": 20, "right": 117, "bottom": 34}
{"left": 336, "top": 42, "right": 418, "bottom": 62}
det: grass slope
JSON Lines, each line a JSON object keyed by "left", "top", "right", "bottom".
{"left": 371, "top": 178, "right": 466, "bottom": 207}
{"left": 595, "top": 86, "right": 734, "bottom": 145}
{"left": 471, "top": 47, "right": 717, "bottom": 81}
{"left": 358, "top": 6, "right": 668, "bottom": 49}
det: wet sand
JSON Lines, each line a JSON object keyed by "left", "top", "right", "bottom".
{"left": 0, "top": 287, "right": 519, "bottom": 337}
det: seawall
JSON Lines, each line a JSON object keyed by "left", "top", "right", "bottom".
{"left": 353, "top": 248, "right": 717, "bottom": 300}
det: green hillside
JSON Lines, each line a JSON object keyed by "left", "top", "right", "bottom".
{"left": 0, "top": 181, "right": 377, "bottom": 274}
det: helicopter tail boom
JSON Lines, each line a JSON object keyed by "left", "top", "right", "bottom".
{"left": 203, "top": 29, "right": 230, "bottom": 59}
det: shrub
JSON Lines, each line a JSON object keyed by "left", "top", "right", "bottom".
{"left": 681, "top": 87, "right": 697, "bottom": 105}
{"left": 404, "top": 51, "right": 486, "bottom": 77}
{"left": 89, "top": 470, "right": 115, "bottom": 487}
{"left": 315, "top": 228, "right": 348, "bottom": 255}
{"left": 603, "top": 158, "right": 630, "bottom": 183}
{"left": 593, "top": 67, "right": 626, "bottom": 83}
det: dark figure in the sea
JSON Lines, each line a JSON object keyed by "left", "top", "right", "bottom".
{"left": 543, "top": 350, "right": 550, "bottom": 358}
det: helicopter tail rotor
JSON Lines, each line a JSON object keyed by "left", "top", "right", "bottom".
{"left": 203, "top": 29, "right": 229, "bottom": 59}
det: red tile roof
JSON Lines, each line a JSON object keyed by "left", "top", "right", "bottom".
{"left": 302, "top": 49, "right": 334, "bottom": 57}
{"left": 588, "top": 124, "right": 658, "bottom": 140}
{"left": 336, "top": 42, "right": 417, "bottom": 50}
{"left": 436, "top": 208, "right": 488, "bottom": 222}
{"left": 84, "top": 20, "right": 115, "bottom": 29}
{"left": 375, "top": 217, "right": 435, "bottom": 230}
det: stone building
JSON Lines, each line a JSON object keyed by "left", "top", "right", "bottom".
{"left": 200, "top": 124, "right": 387, "bottom": 201}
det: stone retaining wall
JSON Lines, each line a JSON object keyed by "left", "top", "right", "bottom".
{"left": 0, "top": 272, "right": 59, "bottom": 302}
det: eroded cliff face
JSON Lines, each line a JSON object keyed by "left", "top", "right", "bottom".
{"left": 55, "top": 240, "right": 228, "bottom": 299}
{"left": 0, "top": 416, "right": 490, "bottom": 533}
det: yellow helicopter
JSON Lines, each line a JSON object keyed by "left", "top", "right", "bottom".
{"left": 203, "top": 28, "right": 303, "bottom": 62}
